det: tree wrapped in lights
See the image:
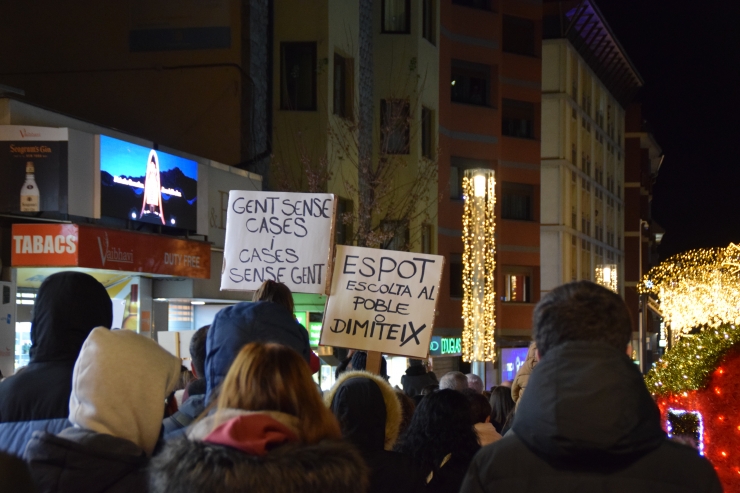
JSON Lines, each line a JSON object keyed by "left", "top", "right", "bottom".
{"left": 461, "top": 169, "right": 496, "bottom": 363}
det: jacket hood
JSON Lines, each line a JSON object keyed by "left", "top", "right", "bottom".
{"left": 188, "top": 409, "right": 300, "bottom": 442}
{"left": 513, "top": 341, "right": 665, "bottom": 462}
{"left": 405, "top": 364, "right": 428, "bottom": 376}
{"left": 30, "top": 272, "right": 113, "bottom": 363}
{"left": 205, "top": 301, "right": 310, "bottom": 401}
{"left": 202, "top": 413, "right": 299, "bottom": 456}
{"left": 325, "top": 371, "right": 401, "bottom": 451}
{"left": 69, "top": 328, "right": 181, "bottom": 455}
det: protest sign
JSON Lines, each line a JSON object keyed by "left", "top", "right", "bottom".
{"left": 220, "top": 191, "right": 335, "bottom": 294}
{"left": 320, "top": 245, "right": 444, "bottom": 358}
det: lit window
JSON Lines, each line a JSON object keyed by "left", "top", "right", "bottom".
{"left": 503, "top": 270, "right": 531, "bottom": 302}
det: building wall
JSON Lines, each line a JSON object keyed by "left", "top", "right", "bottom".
{"left": 540, "top": 39, "right": 626, "bottom": 297}
{"left": 437, "top": 0, "right": 542, "bottom": 348}
{"left": 0, "top": 0, "right": 246, "bottom": 165}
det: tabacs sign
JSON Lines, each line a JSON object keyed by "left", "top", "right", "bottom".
{"left": 220, "top": 191, "right": 336, "bottom": 294}
{"left": 320, "top": 245, "right": 444, "bottom": 359}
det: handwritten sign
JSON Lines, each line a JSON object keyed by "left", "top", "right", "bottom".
{"left": 320, "top": 245, "right": 444, "bottom": 358}
{"left": 220, "top": 191, "right": 335, "bottom": 294}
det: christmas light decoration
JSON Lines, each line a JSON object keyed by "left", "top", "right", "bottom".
{"left": 461, "top": 168, "right": 496, "bottom": 363}
{"left": 666, "top": 409, "right": 704, "bottom": 456}
{"left": 595, "top": 264, "right": 618, "bottom": 292}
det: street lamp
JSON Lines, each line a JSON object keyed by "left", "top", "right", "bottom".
{"left": 462, "top": 168, "right": 496, "bottom": 381}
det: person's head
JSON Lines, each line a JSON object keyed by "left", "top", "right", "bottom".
{"left": 488, "top": 386, "right": 515, "bottom": 429}
{"left": 69, "top": 327, "right": 180, "bottom": 455}
{"left": 327, "top": 372, "right": 402, "bottom": 452}
{"left": 462, "top": 389, "right": 492, "bottom": 424}
{"left": 252, "top": 280, "right": 294, "bottom": 314}
{"left": 349, "top": 351, "right": 388, "bottom": 380}
{"left": 533, "top": 281, "right": 633, "bottom": 358}
{"left": 216, "top": 342, "right": 340, "bottom": 444}
{"left": 189, "top": 325, "right": 209, "bottom": 379}
{"left": 31, "top": 271, "right": 112, "bottom": 363}
{"left": 438, "top": 371, "right": 468, "bottom": 391}
{"left": 466, "top": 373, "right": 484, "bottom": 393}
{"left": 394, "top": 389, "right": 480, "bottom": 467}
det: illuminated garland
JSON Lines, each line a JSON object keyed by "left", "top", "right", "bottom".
{"left": 461, "top": 171, "right": 496, "bottom": 362}
{"left": 639, "top": 244, "right": 740, "bottom": 342}
{"left": 646, "top": 324, "right": 740, "bottom": 395}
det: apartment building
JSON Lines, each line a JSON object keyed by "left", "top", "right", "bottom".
{"left": 437, "top": 0, "right": 542, "bottom": 379}
{"left": 540, "top": 0, "right": 642, "bottom": 302}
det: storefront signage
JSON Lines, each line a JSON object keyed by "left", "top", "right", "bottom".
{"left": 220, "top": 191, "right": 336, "bottom": 294}
{"left": 11, "top": 223, "right": 210, "bottom": 279}
{"left": 0, "top": 125, "right": 69, "bottom": 214}
{"left": 99, "top": 135, "right": 199, "bottom": 231}
{"left": 320, "top": 245, "right": 444, "bottom": 359}
{"left": 429, "top": 336, "right": 462, "bottom": 357}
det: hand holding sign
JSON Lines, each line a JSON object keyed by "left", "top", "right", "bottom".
{"left": 320, "top": 245, "right": 444, "bottom": 358}
{"left": 220, "top": 191, "right": 335, "bottom": 294}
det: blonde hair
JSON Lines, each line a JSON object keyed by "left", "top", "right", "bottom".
{"left": 216, "top": 342, "right": 340, "bottom": 444}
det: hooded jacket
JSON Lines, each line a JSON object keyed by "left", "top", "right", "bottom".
{"left": 327, "top": 371, "right": 426, "bottom": 493}
{"left": 401, "top": 363, "right": 438, "bottom": 396}
{"left": 460, "top": 342, "right": 722, "bottom": 493}
{"left": 0, "top": 272, "right": 112, "bottom": 456}
{"left": 205, "top": 301, "right": 310, "bottom": 402}
{"left": 25, "top": 327, "right": 181, "bottom": 493}
{"left": 150, "top": 409, "right": 369, "bottom": 493}
{"left": 511, "top": 342, "right": 536, "bottom": 404}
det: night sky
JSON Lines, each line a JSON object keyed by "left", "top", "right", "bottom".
{"left": 598, "top": 0, "right": 740, "bottom": 258}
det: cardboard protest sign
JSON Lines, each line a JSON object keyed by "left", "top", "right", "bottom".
{"left": 220, "top": 191, "right": 335, "bottom": 294}
{"left": 320, "top": 245, "right": 444, "bottom": 358}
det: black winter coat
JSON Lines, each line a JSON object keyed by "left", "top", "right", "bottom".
{"left": 0, "top": 272, "right": 112, "bottom": 456}
{"left": 400, "top": 365, "right": 438, "bottom": 396}
{"left": 25, "top": 427, "right": 148, "bottom": 493}
{"left": 460, "top": 341, "right": 722, "bottom": 493}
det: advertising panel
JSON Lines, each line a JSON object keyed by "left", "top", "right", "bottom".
{"left": 0, "top": 281, "right": 16, "bottom": 378}
{"left": 320, "top": 245, "right": 444, "bottom": 359}
{"left": 0, "top": 125, "right": 69, "bottom": 213}
{"left": 500, "top": 347, "right": 529, "bottom": 382}
{"left": 100, "top": 135, "right": 198, "bottom": 231}
{"left": 220, "top": 191, "right": 336, "bottom": 294}
{"left": 11, "top": 223, "right": 210, "bottom": 279}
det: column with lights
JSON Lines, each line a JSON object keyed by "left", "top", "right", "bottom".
{"left": 595, "top": 264, "right": 618, "bottom": 292}
{"left": 462, "top": 169, "right": 496, "bottom": 381}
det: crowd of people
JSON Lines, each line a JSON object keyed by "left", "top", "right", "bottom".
{"left": 0, "top": 273, "right": 724, "bottom": 492}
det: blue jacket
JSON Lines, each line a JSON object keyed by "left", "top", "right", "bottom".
{"left": 162, "top": 394, "right": 206, "bottom": 439}
{"left": 0, "top": 272, "right": 112, "bottom": 456}
{"left": 205, "top": 301, "right": 310, "bottom": 402}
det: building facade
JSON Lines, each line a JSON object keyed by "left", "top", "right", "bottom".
{"left": 540, "top": 1, "right": 642, "bottom": 311}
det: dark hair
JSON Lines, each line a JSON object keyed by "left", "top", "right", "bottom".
{"left": 394, "top": 389, "right": 416, "bottom": 436}
{"left": 489, "top": 386, "right": 515, "bottom": 433}
{"left": 533, "top": 281, "right": 633, "bottom": 357}
{"left": 420, "top": 384, "right": 438, "bottom": 396}
{"left": 350, "top": 351, "right": 388, "bottom": 380}
{"left": 190, "top": 325, "right": 210, "bottom": 378}
{"left": 394, "top": 389, "right": 480, "bottom": 470}
{"left": 462, "top": 389, "right": 491, "bottom": 424}
{"left": 252, "top": 280, "right": 294, "bottom": 314}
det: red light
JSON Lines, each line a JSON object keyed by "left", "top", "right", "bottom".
{"left": 719, "top": 368, "right": 724, "bottom": 374}
{"left": 722, "top": 451, "right": 728, "bottom": 457}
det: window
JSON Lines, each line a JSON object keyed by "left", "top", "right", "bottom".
{"left": 380, "top": 99, "right": 410, "bottom": 154}
{"left": 280, "top": 42, "right": 317, "bottom": 111}
{"left": 503, "top": 269, "right": 531, "bottom": 302}
{"left": 335, "top": 198, "right": 353, "bottom": 245}
{"left": 501, "top": 182, "right": 533, "bottom": 221}
{"left": 450, "top": 253, "right": 463, "bottom": 298}
{"left": 421, "top": 107, "right": 434, "bottom": 159}
{"left": 333, "top": 54, "right": 353, "bottom": 120}
{"left": 502, "top": 15, "right": 535, "bottom": 56}
{"left": 423, "top": 0, "right": 435, "bottom": 44}
{"left": 502, "top": 99, "right": 535, "bottom": 139}
{"left": 380, "top": 220, "right": 409, "bottom": 251}
{"left": 449, "top": 157, "right": 490, "bottom": 200}
{"left": 421, "top": 223, "right": 434, "bottom": 254}
{"left": 571, "top": 143, "right": 577, "bottom": 164}
{"left": 382, "top": 0, "right": 410, "bottom": 33}
{"left": 451, "top": 60, "right": 491, "bottom": 106}
{"left": 452, "top": 0, "right": 491, "bottom": 10}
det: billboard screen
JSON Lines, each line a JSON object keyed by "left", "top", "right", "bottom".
{"left": 100, "top": 135, "right": 198, "bottom": 230}
{"left": 500, "top": 347, "right": 529, "bottom": 382}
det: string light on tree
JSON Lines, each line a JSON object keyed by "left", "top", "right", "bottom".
{"left": 595, "top": 264, "right": 618, "bottom": 292}
{"left": 461, "top": 168, "right": 496, "bottom": 363}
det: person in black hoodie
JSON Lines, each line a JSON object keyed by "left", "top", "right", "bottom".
{"left": 0, "top": 272, "right": 112, "bottom": 456}
{"left": 460, "top": 281, "right": 722, "bottom": 493}
{"left": 327, "top": 371, "right": 426, "bottom": 493}
{"left": 401, "top": 359, "right": 437, "bottom": 396}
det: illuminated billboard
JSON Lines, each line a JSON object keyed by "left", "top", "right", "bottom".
{"left": 100, "top": 135, "right": 198, "bottom": 230}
